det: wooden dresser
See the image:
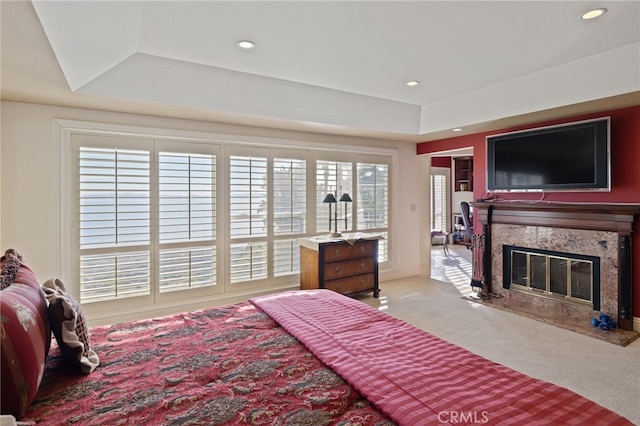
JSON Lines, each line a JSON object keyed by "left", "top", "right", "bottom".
{"left": 299, "top": 235, "right": 380, "bottom": 297}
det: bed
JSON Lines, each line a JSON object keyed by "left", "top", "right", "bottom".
{"left": 16, "top": 289, "right": 635, "bottom": 425}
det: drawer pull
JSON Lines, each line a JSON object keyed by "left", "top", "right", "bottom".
{"left": 360, "top": 279, "right": 366, "bottom": 287}
{"left": 335, "top": 249, "right": 341, "bottom": 257}
{"left": 335, "top": 266, "right": 341, "bottom": 274}
{"left": 360, "top": 246, "right": 366, "bottom": 254}
{"left": 360, "top": 262, "right": 365, "bottom": 270}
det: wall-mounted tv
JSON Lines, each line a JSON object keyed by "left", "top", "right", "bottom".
{"left": 486, "top": 117, "right": 610, "bottom": 192}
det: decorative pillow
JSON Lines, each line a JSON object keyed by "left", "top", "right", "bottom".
{"left": 0, "top": 249, "right": 22, "bottom": 290}
{"left": 42, "top": 278, "right": 99, "bottom": 374}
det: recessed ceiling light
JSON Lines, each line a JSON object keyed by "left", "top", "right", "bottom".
{"left": 406, "top": 81, "right": 420, "bottom": 87}
{"left": 581, "top": 8, "right": 607, "bottom": 20}
{"left": 452, "top": 128, "right": 463, "bottom": 132}
{"left": 237, "top": 40, "right": 256, "bottom": 49}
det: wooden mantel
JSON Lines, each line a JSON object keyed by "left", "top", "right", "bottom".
{"left": 472, "top": 201, "right": 640, "bottom": 234}
{"left": 471, "top": 201, "right": 640, "bottom": 332}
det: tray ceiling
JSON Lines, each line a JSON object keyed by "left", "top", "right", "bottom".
{"left": 2, "top": 1, "right": 639, "bottom": 140}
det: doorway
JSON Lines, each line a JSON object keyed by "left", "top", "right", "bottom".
{"left": 428, "top": 150, "right": 474, "bottom": 293}
{"left": 430, "top": 167, "right": 449, "bottom": 234}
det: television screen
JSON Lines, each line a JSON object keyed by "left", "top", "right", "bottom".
{"left": 486, "top": 117, "right": 610, "bottom": 192}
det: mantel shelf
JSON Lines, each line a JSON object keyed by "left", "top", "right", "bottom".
{"left": 472, "top": 201, "right": 640, "bottom": 234}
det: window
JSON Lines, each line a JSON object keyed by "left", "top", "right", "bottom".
{"left": 430, "top": 173, "right": 447, "bottom": 232}
{"left": 357, "top": 163, "right": 388, "bottom": 230}
{"left": 229, "top": 154, "right": 268, "bottom": 283}
{"left": 78, "top": 146, "right": 151, "bottom": 303}
{"left": 357, "top": 163, "right": 389, "bottom": 262}
{"left": 316, "top": 161, "right": 352, "bottom": 234}
{"left": 74, "top": 134, "right": 218, "bottom": 304}
{"left": 65, "top": 122, "right": 393, "bottom": 318}
{"left": 228, "top": 149, "right": 308, "bottom": 285}
{"left": 158, "top": 150, "right": 216, "bottom": 293}
{"left": 273, "top": 157, "right": 306, "bottom": 277}
{"left": 316, "top": 160, "right": 390, "bottom": 263}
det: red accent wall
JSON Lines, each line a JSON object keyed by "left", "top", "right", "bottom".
{"left": 431, "top": 156, "right": 452, "bottom": 168}
{"left": 417, "top": 105, "right": 640, "bottom": 318}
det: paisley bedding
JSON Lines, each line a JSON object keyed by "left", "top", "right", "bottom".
{"left": 24, "top": 301, "right": 391, "bottom": 425}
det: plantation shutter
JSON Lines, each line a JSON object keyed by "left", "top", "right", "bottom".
{"left": 78, "top": 146, "right": 151, "bottom": 302}
{"left": 70, "top": 126, "right": 393, "bottom": 317}
{"left": 158, "top": 151, "right": 216, "bottom": 292}
{"left": 431, "top": 173, "right": 447, "bottom": 232}
{"left": 357, "top": 163, "right": 389, "bottom": 230}
{"left": 273, "top": 158, "right": 306, "bottom": 276}
{"left": 316, "top": 160, "right": 352, "bottom": 234}
{"left": 357, "top": 162, "right": 389, "bottom": 262}
{"left": 229, "top": 154, "right": 268, "bottom": 283}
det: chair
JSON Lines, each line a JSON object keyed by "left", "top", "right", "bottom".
{"left": 431, "top": 230, "right": 450, "bottom": 255}
{"left": 459, "top": 201, "right": 474, "bottom": 242}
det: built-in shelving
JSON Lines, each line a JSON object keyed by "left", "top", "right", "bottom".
{"left": 454, "top": 157, "right": 473, "bottom": 192}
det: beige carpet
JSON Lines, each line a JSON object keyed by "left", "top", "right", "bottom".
{"left": 355, "top": 245, "right": 640, "bottom": 425}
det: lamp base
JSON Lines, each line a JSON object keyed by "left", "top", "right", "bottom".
{"left": 330, "top": 232, "right": 342, "bottom": 238}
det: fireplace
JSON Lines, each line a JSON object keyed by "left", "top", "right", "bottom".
{"left": 503, "top": 245, "right": 600, "bottom": 310}
{"left": 472, "top": 202, "right": 640, "bottom": 345}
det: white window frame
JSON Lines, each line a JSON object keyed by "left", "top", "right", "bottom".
{"left": 54, "top": 120, "right": 398, "bottom": 323}
{"left": 271, "top": 149, "right": 310, "bottom": 281}
{"left": 430, "top": 167, "right": 450, "bottom": 233}
{"left": 227, "top": 146, "right": 270, "bottom": 290}
{"left": 69, "top": 133, "right": 222, "bottom": 317}
{"left": 226, "top": 145, "right": 312, "bottom": 290}
{"left": 74, "top": 135, "right": 154, "bottom": 307}
{"left": 155, "top": 140, "right": 219, "bottom": 298}
{"left": 314, "top": 151, "right": 392, "bottom": 268}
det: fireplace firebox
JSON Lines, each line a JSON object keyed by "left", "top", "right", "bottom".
{"left": 503, "top": 245, "right": 600, "bottom": 310}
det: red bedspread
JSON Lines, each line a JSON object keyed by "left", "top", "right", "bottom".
{"left": 25, "top": 302, "right": 392, "bottom": 425}
{"left": 251, "top": 290, "right": 632, "bottom": 426}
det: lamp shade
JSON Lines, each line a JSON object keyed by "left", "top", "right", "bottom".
{"left": 323, "top": 193, "right": 337, "bottom": 203}
{"left": 339, "top": 193, "right": 352, "bottom": 202}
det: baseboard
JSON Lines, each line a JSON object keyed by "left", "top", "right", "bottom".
{"left": 634, "top": 316, "right": 640, "bottom": 332}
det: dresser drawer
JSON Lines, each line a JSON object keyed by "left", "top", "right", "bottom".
{"left": 322, "top": 240, "right": 376, "bottom": 263}
{"left": 299, "top": 235, "right": 380, "bottom": 298}
{"left": 323, "top": 257, "right": 375, "bottom": 281}
{"left": 324, "top": 273, "right": 375, "bottom": 294}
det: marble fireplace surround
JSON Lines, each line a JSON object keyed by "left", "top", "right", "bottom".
{"left": 472, "top": 202, "right": 640, "bottom": 346}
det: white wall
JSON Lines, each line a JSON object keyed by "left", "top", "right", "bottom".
{"left": 0, "top": 100, "right": 422, "bottom": 288}
{"left": 452, "top": 191, "right": 474, "bottom": 215}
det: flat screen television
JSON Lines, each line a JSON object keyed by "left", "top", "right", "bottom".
{"left": 486, "top": 117, "right": 610, "bottom": 192}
